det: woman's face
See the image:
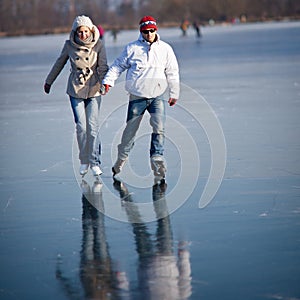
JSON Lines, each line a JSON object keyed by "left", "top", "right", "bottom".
{"left": 77, "top": 26, "right": 91, "bottom": 40}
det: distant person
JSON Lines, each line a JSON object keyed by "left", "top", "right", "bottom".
{"left": 193, "top": 21, "right": 202, "bottom": 38}
{"left": 111, "top": 27, "right": 120, "bottom": 42}
{"left": 240, "top": 14, "right": 247, "bottom": 23}
{"left": 101, "top": 16, "right": 180, "bottom": 183}
{"left": 97, "top": 24, "right": 105, "bottom": 39}
{"left": 208, "top": 19, "right": 215, "bottom": 26}
{"left": 44, "top": 15, "right": 108, "bottom": 177}
{"left": 180, "top": 19, "right": 189, "bottom": 36}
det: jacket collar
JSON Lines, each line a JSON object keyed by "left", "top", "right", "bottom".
{"left": 69, "top": 25, "right": 100, "bottom": 48}
{"left": 138, "top": 33, "right": 160, "bottom": 45}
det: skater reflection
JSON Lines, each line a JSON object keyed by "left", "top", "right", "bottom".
{"left": 113, "top": 179, "right": 192, "bottom": 299}
{"left": 56, "top": 180, "right": 129, "bottom": 299}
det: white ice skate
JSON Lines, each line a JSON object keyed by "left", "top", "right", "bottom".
{"left": 79, "top": 164, "right": 89, "bottom": 177}
{"left": 151, "top": 156, "right": 166, "bottom": 184}
{"left": 91, "top": 165, "right": 103, "bottom": 180}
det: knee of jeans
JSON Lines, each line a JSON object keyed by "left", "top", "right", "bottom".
{"left": 88, "top": 120, "right": 100, "bottom": 136}
{"left": 150, "top": 119, "right": 164, "bottom": 134}
{"left": 76, "top": 122, "right": 86, "bottom": 134}
{"left": 90, "top": 128, "right": 100, "bottom": 138}
{"left": 152, "top": 128, "right": 164, "bottom": 135}
{"left": 127, "top": 111, "right": 143, "bottom": 123}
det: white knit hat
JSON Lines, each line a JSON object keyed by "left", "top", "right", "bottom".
{"left": 72, "top": 15, "right": 94, "bottom": 31}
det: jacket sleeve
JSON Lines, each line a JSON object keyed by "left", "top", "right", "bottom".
{"left": 45, "top": 41, "right": 69, "bottom": 85}
{"left": 165, "top": 46, "right": 180, "bottom": 99}
{"left": 96, "top": 42, "right": 109, "bottom": 83}
{"left": 102, "top": 46, "right": 130, "bottom": 87}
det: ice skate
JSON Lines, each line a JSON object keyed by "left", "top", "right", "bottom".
{"left": 151, "top": 156, "right": 166, "bottom": 184}
{"left": 79, "top": 164, "right": 89, "bottom": 177}
{"left": 112, "top": 158, "right": 127, "bottom": 177}
{"left": 91, "top": 165, "right": 103, "bottom": 180}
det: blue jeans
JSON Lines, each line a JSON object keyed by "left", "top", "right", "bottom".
{"left": 117, "top": 96, "right": 166, "bottom": 160}
{"left": 70, "top": 96, "right": 102, "bottom": 166}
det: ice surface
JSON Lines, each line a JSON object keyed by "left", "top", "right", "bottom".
{"left": 0, "top": 21, "right": 300, "bottom": 299}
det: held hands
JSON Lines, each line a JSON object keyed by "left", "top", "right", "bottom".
{"left": 44, "top": 83, "right": 51, "bottom": 94}
{"left": 168, "top": 98, "right": 177, "bottom": 106}
{"left": 100, "top": 84, "right": 111, "bottom": 95}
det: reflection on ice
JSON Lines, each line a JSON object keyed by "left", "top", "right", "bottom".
{"left": 113, "top": 179, "right": 192, "bottom": 299}
{"left": 56, "top": 179, "right": 192, "bottom": 299}
{"left": 56, "top": 184, "right": 123, "bottom": 299}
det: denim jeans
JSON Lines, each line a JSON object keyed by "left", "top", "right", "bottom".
{"left": 117, "top": 95, "right": 166, "bottom": 160}
{"left": 70, "top": 96, "right": 102, "bottom": 166}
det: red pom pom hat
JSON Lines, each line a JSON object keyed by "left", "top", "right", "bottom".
{"left": 139, "top": 16, "right": 158, "bottom": 32}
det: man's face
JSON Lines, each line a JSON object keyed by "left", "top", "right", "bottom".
{"left": 141, "top": 28, "right": 157, "bottom": 43}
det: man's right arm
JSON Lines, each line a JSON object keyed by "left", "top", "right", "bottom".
{"left": 102, "top": 46, "right": 130, "bottom": 88}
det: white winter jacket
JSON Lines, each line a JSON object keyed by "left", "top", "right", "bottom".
{"left": 103, "top": 34, "right": 180, "bottom": 99}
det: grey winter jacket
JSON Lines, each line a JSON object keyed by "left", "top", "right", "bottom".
{"left": 45, "top": 26, "right": 108, "bottom": 99}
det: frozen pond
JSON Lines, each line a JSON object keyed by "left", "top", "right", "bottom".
{"left": 0, "top": 21, "right": 300, "bottom": 299}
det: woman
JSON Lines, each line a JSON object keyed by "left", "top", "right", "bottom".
{"left": 44, "top": 15, "right": 108, "bottom": 176}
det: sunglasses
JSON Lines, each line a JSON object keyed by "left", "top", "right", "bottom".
{"left": 142, "top": 29, "right": 156, "bottom": 34}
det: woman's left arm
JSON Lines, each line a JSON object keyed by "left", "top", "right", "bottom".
{"left": 97, "top": 42, "right": 109, "bottom": 82}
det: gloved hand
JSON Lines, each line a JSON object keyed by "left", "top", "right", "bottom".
{"left": 168, "top": 98, "right": 177, "bottom": 106}
{"left": 100, "top": 84, "right": 111, "bottom": 95}
{"left": 44, "top": 83, "right": 51, "bottom": 94}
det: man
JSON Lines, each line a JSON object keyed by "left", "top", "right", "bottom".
{"left": 102, "top": 16, "right": 180, "bottom": 183}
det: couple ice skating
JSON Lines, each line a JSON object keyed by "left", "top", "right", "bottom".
{"left": 44, "top": 15, "right": 180, "bottom": 183}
